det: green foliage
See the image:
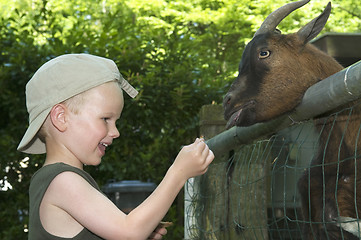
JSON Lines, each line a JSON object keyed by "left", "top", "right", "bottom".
{"left": 0, "top": 0, "right": 360, "bottom": 239}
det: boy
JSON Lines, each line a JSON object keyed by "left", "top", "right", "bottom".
{"left": 17, "top": 53, "right": 214, "bottom": 240}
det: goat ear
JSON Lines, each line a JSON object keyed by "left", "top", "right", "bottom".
{"left": 297, "top": 2, "right": 331, "bottom": 43}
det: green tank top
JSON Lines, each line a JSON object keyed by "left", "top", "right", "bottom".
{"left": 28, "top": 162, "right": 104, "bottom": 240}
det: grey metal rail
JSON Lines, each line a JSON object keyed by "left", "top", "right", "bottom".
{"left": 206, "top": 60, "right": 361, "bottom": 157}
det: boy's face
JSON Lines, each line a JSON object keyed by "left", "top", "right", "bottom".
{"left": 64, "top": 82, "right": 124, "bottom": 166}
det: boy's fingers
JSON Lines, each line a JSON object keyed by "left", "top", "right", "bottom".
{"left": 148, "top": 226, "right": 168, "bottom": 240}
{"left": 207, "top": 149, "right": 215, "bottom": 162}
{"left": 201, "top": 143, "right": 210, "bottom": 157}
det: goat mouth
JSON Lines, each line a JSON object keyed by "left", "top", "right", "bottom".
{"left": 225, "top": 100, "right": 256, "bottom": 129}
{"left": 226, "top": 108, "right": 243, "bottom": 129}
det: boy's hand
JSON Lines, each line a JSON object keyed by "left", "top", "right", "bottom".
{"left": 172, "top": 138, "right": 214, "bottom": 180}
{"left": 147, "top": 222, "right": 172, "bottom": 239}
{"left": 147, "top": 227, "right": 167, "bottom": 240}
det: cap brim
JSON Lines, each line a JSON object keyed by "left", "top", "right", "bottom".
{"left": 17, "top": 107, "right": 51, "bottom": 154}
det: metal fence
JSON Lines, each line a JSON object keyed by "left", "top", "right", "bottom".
{"left": 184, "top": 60, "right": 361, "bottom": 239}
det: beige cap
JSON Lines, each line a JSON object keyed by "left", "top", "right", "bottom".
{"left": 17, "top": 53, "right": 138, "bottom": 154}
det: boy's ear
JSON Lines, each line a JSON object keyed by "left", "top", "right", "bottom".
{"left": 49, "top": 104, "right": 67, "bottom": 132}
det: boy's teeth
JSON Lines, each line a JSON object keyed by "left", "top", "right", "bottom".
{"left": 101, "top": 143, "right": 108, "bottom": 147}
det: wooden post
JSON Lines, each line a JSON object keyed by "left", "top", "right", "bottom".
{"left": 197, "top": 104, "right": 229, "bottom": 239}
{"left": 185, "top": 104, "right": 228, "bottom": 240}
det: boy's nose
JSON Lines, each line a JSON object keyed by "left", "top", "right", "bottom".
{"left": 109, "top": 125, "right": 120, "bottom": 139}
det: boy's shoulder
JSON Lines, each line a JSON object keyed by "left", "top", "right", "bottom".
{"left": 30, "top": 163, "right": 100, "bottom": 192}
{"left": 45, "top": 169, "right": 97, "bottom": 204}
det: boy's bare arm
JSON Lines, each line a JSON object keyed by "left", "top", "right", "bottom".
{"left": 48, "top": 138, "right": 213, "bottom": 240}
{"left": 125, "top": 138, "right": 214, "bottom": 237}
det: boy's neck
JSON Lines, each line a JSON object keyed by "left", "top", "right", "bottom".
{"left": 44, "top": 150, "right": 84, "bottom": 170}
{"left": 44, "top": 139, "right": 84, "bottom": 170}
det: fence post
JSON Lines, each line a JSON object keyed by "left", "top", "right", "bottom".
{"left": 199, "top": 104, "right": 230, "bottom": 239}
{"left": 185, "top": 104, "right": 229, "bottom": 239}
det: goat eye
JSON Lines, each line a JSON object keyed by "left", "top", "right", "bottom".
{"left": 259, "top": 50, "right": 270, "bottom": 59}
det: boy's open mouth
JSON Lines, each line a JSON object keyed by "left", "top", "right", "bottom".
{"left": 98, "top": 142, "right": 109, "bottom": 154}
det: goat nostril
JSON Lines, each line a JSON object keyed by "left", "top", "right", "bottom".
{"left": 226, "top": 96, "right": 231, "bottom": 105}
{"left": 224, "top": 94, "right": 232, "bottom": 107}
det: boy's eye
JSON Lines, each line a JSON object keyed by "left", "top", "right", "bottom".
{"left": 102, "top": 118, "right": 110, "bottom": 122}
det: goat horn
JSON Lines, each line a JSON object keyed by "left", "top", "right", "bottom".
{"left": 254, "top": 0, "right": 310, "bottom": 37}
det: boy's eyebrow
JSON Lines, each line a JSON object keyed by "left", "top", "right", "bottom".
{"left": 103, "top": 111, "right": 122, "bottom": 119}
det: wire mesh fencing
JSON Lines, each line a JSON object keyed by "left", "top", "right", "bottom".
{"left": 185, "top": 102, "right": 361, "bottom": 240}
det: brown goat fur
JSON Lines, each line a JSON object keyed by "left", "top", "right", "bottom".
{"left": 223, "top": 0, "right": 361, "bottom": 239}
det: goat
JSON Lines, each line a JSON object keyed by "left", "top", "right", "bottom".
{"left": 223, "top": 0, "right": 361, "bottom": 239}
